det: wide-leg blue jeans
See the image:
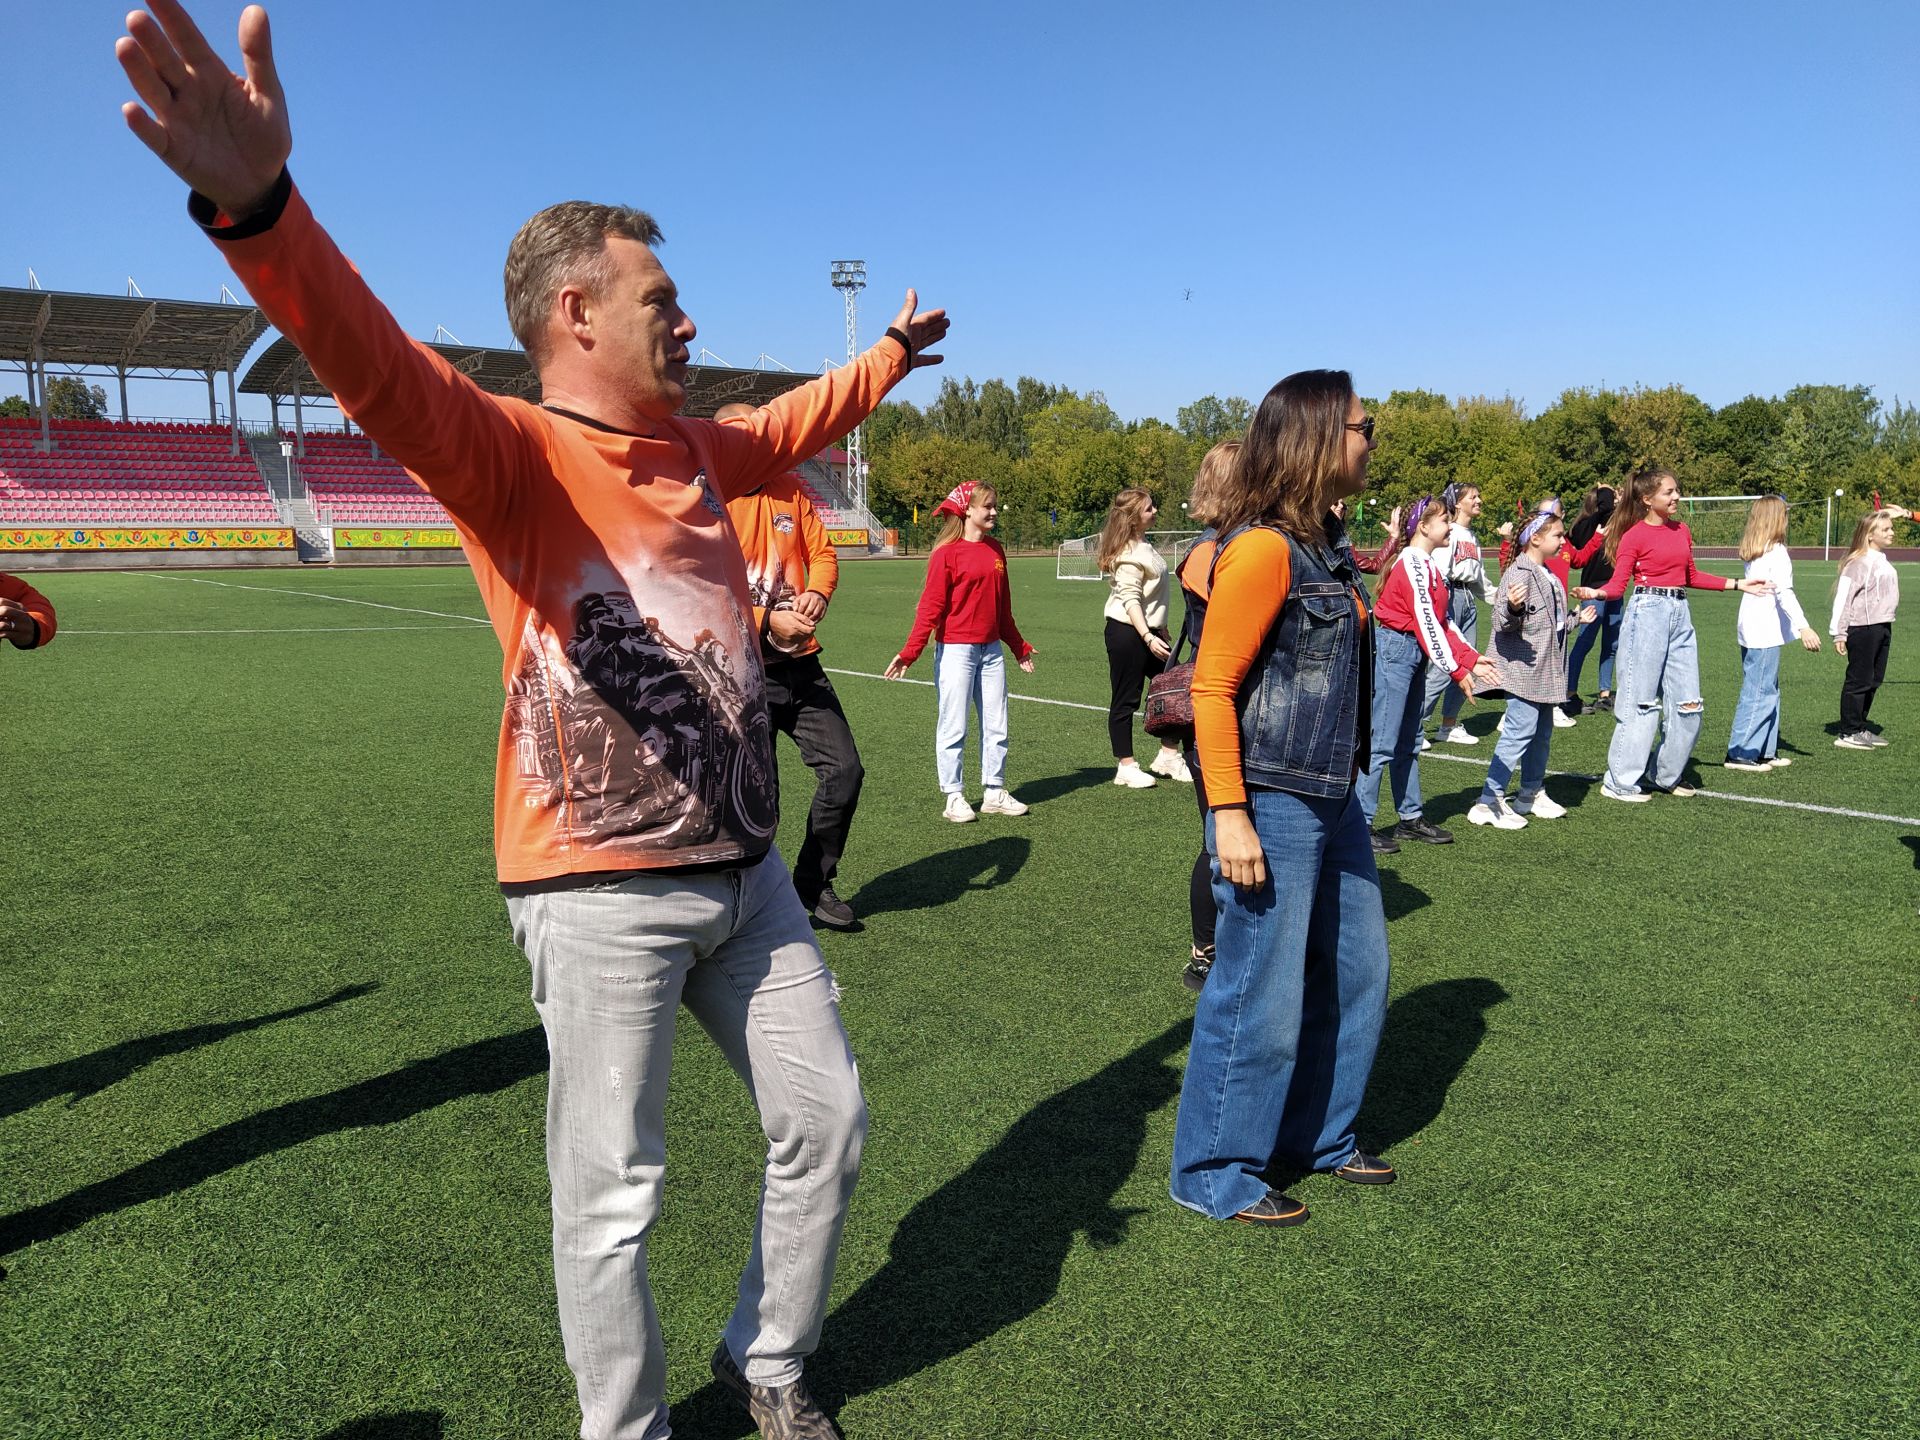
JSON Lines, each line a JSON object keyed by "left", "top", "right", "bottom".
{"left": 1604, "top": 594, "right": 1703, "bottom": 795}
{"left": 1171, "top": 786, "right": 1390, "bottom": 1219}
{"left": 1726, "top": 643, "right": 1783, "bottom": 763}
{"left": 1358, "top": 625, "right": 1428, "bottom": 826}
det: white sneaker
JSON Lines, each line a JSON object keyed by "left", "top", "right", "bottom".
{"left": 1723, "top": 759, "right": 1772, "bottom": 773}
{"left": 1551, "top": 708, "right": 1576, "bottom": 729}
{"left": 1444, "top": 725, "right": 1478, "bottom": 745}
{"left": 1599, "top": 784, "right": 1649, "bottom": 803}
{"left": 1765, "top": 756, "right": 1792, "bottom": 768}
{"left": 1113, "top": 764, "right": 1157, "bottom": 789}
{"left": 1148, "top": 750, "right": 1194, "bottom": 783}
{"left": 1655, "top": 783, "right": 1697, "bottom": 797}
{"left": 980, "top": 788, "right": 1029, "bottom": 816}
{"left": 1516, "top": 790, "right": 1567, "bottom": 819}
{"left": 1417, "top": 735, "right": 1432, "bottom": 752}
{"left": 1468, "top": 800, "right": 1527, "bottom": 830}
{"left": 942, "top": 793, "right": 977, "bottom": 823}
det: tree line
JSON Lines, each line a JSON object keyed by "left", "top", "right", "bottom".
{"left": 865, "top": 377, "right": 1920, "bottom": 549}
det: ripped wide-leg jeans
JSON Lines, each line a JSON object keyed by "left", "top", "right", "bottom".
{"left": 1604, "top": 593, "right": 1704, "bottom": 794}
{"left": 508, "top": 846, "right": 867, "bottom": 1440}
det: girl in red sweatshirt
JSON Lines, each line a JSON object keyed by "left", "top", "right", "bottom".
{"left": 1573, "top": 468, "right": 1770, "bottom": 799}
{"left": 886, "top": 481, "right": 1036, "bottom": 822}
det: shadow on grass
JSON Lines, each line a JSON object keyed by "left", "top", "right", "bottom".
{"left": 1010, "top": 765, "right": 1113, "bottom": 806}
{"left": 1902, "top": 836, "right": 1919, "bottom": 870}
{"left": 669, "top": 1019, "right": 1194, "bottom": 1437}
{"left": 1378, "top": 868, "right": 1430, "bottom": 921}
{"left": 848, "top": 836, "right": 1029, "bottom": 918}
{"left": 0, "top": 1027, "right": 547, "bottom": 1261}
{"left": 317, "top": 1413, "right": 444, "bottom": 1439}
{"left": 1356, "top": 977, "right": 1508, "bottom": 1154}
{"left": 0, "top": 983, "right": 379, "bottom": 1123}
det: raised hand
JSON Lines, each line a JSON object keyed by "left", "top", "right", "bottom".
{"left": 1735, "top": 577, "right": 1773, "bottom": 596}
{"left": 1578, "top": 604, "right": 1599, "bottom": 624}
{"left": 1507, "top": 583, "right": 1527, "bottom": 608}
{"left": 117, "top": 1, "right": 289, "bottom": 217}
{"left": 888, "top": 290, "right": 950, "bottom": 371}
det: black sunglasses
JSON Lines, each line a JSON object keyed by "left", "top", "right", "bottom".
{"left": 1345, "top": 418, "right": 1375, "bottom": 441}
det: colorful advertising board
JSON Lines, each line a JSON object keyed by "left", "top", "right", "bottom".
{"left": 332, "top": 528, "right": 462, "bottom": 550}
{"left": 0, "top": 526, "right": 294, "bottom": 552}
{"left": 825, "top": 528, "right": 870, "bottom": 547}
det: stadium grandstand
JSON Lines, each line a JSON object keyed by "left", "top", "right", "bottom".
{"left": 1, "top": 284, "right": 889, "bottom": 564}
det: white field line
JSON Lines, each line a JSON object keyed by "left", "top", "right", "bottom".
{"left": 65, "top": 625, "right": 484, "bottom": 635}
{"left": 1416, "top": 749, "right": 1920, "bottom": 827}
{"left": 132, "top": 571, "right": 490, "bottom": 626}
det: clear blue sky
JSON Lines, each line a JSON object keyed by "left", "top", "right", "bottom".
{"left": 4, "top": 0, "right": 1916, "bottom": 426}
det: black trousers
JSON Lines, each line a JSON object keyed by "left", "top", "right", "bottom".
{"left": 763, "top": 652, "right": 865, "bottom": 900}
{"left": 1183, "top": 739, "right": 1217, "bottom": 952}
{"left": 1104, "top": 618, "right": 1167, "bottom": 758}
{"left": 1840, "top": 622, "right": 1893, "bottom": 732}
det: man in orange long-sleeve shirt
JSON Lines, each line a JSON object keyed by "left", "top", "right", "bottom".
{"left": 116, "top": 6, "right": 948, "bottom": 1437}
{"left": 0, "top": 573, "right": 57, "bottom": 651}
{"left": 717, "top": 404, "right": 865, "bottom": 931}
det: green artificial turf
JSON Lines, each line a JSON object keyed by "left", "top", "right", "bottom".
{"left": 2, "top": 558, "right": 1915, "bottom": 1439}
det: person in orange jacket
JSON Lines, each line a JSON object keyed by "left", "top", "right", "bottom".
{"left": 0, "top": 572, "right": 56, "bottom": 650}
{"left": 717, "top": 403, "right": 864, "bottom": 931}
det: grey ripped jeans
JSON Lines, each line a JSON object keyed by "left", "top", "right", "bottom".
{"left": 508, "top": 847, "right": 866, "bottom": 1440}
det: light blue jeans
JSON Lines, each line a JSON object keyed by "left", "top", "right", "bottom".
{"left": 935, "top": 640, "right": 1010, "bottom": 794}
{"left": 1479, "top": 699, "right": 1555, "bottom": 807}
{"left": 1359, "top": 625, "right": 1428, "bottom": 826}
{"left": 507, "top": 848, "right": 866, "bottom": 1439}
{"left": 1171, "top": 785, "right": 1390, "bottom": 1218}
{"left": 1420, "top": 589, "right": 1476, "bottom": 729}
{"left": 1726, "top": 643, "right": 1783, "bottom": 763}
{"left": 1604, "top": 593, "right": 1703, "bottom": 795}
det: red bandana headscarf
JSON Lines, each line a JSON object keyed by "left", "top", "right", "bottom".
{"left": 934, "top": 480, "right": 979, "bottom": 518}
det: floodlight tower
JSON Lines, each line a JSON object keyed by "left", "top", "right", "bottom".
{"left": 829, "top": 260, "right": 867, "bottom": 513}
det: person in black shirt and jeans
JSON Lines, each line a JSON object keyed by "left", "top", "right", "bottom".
{"left": 1564, "top": 485, "right": 1620, "bottom": 714}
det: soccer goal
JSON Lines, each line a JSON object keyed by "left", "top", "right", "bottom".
{"left": 1056, "top": 529, "right": 1202, "bottom": 580}
{"left": 1677, "top": 495, "right": 1766, "bottom": 549}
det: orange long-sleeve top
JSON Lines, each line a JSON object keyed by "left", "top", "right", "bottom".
{"left": 1191, "top": 529, "right": 1369, "bottom": 809}
{"left": 1, "top": 572, "right": 56, "bottom": 647}
{"left": 724, "top": 469, "right": 838, "bottom": 659}
{"left": 194, "top": 176, "right": 908, "bottom": 884}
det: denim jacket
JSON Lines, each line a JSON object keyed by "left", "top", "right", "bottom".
{"left": 1205, "top": 522, "right": 1372, "bottom": 800}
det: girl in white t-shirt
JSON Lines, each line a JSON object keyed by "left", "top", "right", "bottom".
{"left": 1724, "top": 496, "right": 1820, "bottom": 771}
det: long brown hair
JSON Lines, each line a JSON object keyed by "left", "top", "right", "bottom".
{"left": 1738, "top": 495, "right": 1788, "bottom": 563}
{"left": 930, "top": 483, "right": 996, "bottom": 551}
{"left": 1603, "top": 468, "right": 1676, "bottom": 562}
{"left": 1214, "top": 369, "right": 1354, "bottom": 544}
{"left": 1096, "top": 487, "right": 1157, "bottom": 573}
{"left": 1185, "top": 441, "right": 1240, "bottom": 528}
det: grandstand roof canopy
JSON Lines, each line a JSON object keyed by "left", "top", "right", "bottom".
{"left": 0, "top": 286, "right": 268, "bottom": 373}
{"left": 239, "top": 336, "right": 813, "bottom": 417}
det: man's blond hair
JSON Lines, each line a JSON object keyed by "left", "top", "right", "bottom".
{"left": 504, "top": 202, "right": 664, "bottom": 367}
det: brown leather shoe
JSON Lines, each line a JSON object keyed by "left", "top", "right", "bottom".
{"left": 711, "top": 1342, "right": 841, "bottom": 1439}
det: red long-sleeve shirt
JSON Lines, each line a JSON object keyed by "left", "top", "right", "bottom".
{"left": 1598, "top": 520, "right": 1736, "bottom": 601}
{"left": 1, "top": 572, "right": 56, "bottom": 647}
{"left": 1373, "top": 548, "right": 1481, "bottom": 683}
{"left": 896, "top": 537, "right": 1031, "bottom": 665}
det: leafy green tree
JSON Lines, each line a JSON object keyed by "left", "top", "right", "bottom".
{"left": 1532, "top": 388, "right": 1627, "bottom": 499}
{"left": 1367, "top": 390, "right": 1459, "bottom": 508}
{"left": 1612, "top": 384, "right": 1713, "bottom": 476}
{"left": 1175, "top": 394, "right": 1253, "bottom": 445}
{"left": 1452, "top": 395, "right": 1539, "bottom": 519}
{"left": 1705, "top": 395, "right": 1787, "bottom": 488}
{"left": 2, "top": 378, "right": 108, "bottom": 420}
{"left": 1770, "top": 384, "right": 1879, "bottom": 502}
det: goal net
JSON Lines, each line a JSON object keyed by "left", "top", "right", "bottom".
{"left": 1676, "top": 496, "right": 1764, "bottom": 549}
{"left": 1056, "top": 529, "right": 1202, "bottom": 580}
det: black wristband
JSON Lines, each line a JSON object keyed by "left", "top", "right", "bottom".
{"left": 189, "top": 166, "right": 294, "bottom": 243}
{"left": 884, "top": 326, "right": 912, "bottom": 365}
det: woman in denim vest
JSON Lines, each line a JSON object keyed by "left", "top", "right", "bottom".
{"left": 1170, "top": 369, "right": 1397, "bottom": 1227}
